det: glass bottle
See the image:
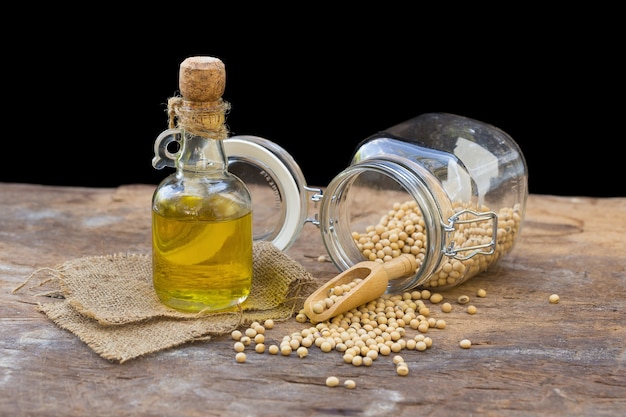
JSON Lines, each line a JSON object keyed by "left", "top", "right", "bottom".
{"left": 151, "top": 56, "right": 253, "bottom": 313}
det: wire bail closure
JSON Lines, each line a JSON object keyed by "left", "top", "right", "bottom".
{"left": 443, "top": 209, "right": 498, "bottom": 260}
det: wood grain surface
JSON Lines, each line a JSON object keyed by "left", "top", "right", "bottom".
{"left": 1, "top": 183, "right": 625, "bottom": 417}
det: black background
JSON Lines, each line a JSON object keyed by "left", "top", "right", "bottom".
{"left": 3, "top": 8, "right": 623, "bottom": 197}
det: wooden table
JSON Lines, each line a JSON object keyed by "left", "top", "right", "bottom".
{"left": 2, "top": 182, "right": 625, "bottom": 416}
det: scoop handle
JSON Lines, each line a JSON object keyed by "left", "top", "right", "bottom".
{"left": 383, "top": 254, "right": 418, "bottom": 280}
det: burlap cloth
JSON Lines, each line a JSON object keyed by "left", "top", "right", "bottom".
{"left": 13, "top": 241, "right": 318, "bottom": 363}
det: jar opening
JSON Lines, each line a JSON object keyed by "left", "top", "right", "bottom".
{"left": 319, "top": 160, "right": 446, "bottom": 294}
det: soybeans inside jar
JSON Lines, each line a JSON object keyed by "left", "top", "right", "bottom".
{"left": 319, "top": 113, "right": 527, "bottom": 292}
{"left": 350, "top": 198, "right": 523, "bottom": 289}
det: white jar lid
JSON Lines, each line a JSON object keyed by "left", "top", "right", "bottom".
{"left": 224, "top": 135, "right": 311, "bottom": 251}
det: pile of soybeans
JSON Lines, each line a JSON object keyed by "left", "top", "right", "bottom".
{"left": 232, "top": 286, "right": 486, "bottom": 388}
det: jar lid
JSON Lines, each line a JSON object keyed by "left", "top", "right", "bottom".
{"left": 224, "top": 135, "right": 311, "bottom": 251}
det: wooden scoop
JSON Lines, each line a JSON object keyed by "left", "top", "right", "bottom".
{"left": 303, "top": 254, "right": 418, "bottom": 323}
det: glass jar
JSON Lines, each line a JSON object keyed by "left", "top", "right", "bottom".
{"left": 158, "top": 112, "right": 527, "bottom": 293}
{"left": 319, "top": 113, "right": 528, "bottom": 292}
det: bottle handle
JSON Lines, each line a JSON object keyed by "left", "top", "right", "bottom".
{"left": 152, "top": 128, "right": 183, "bottom": 169}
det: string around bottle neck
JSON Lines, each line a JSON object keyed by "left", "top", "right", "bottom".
{"left": 167, "top": 96, "right": 231, "bottom": 139}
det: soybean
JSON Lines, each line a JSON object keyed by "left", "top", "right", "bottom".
{"left": 326, "top": 376, "right": 340, "bottom": 387}
{"left": 457, "top": 295, "right": 470, "bottom": 304}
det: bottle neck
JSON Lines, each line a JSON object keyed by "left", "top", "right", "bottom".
{"left": 177, "top": 133, "right": 228, "bottom": 174}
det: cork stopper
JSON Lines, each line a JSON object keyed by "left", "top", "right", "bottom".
{"left": 179, "top": 56, "right": 225, "bottom": 104}
{"left": 169, "top": 56, "right": 230, "bottom": 137}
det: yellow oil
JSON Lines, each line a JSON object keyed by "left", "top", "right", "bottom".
{"left": 152, "top": 208, "right": 253, "bottom": 313}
